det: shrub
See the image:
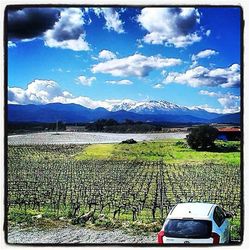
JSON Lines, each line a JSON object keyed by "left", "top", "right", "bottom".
{"left": 121, "top": 139, "right": 137, "bottom": 144}
{"left": 186, "top": 125, "right": 218, "bottom": 150}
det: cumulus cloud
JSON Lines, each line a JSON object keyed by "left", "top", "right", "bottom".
{"left": 44, "top": 8, "right": 90, "bottom": 51}
{"left": 106, "top": 79, "right": 132, "bottom": 85}
{"left": 8, "top": 7, "right": 60, "bottom": 40}
{"left": 98, "top": 50, "right": 117, "bottom": 60}
{"left": 165, "top": 64, "right": 240, "bottom": 88}
{"left": 92, "top": 53, "right": 182, "bottom": 77}
{"left": 137, "top": 7, "right": 202, "bottom": 47}
{"left": 8, "top": 87, "right": 27, "bottom": 104}
{"left": 76, "top": 75, "right": 96, "bottom": 86}
{"left": 8, "top": 79, "right": 123, "bottom": 110}
{"left": 93, "top": 8, "right": 124, "bottom": 33}
{"left": 8, "top": 80, "right": 64, "bottom": 104}
{"left": 191, "top": 49, "right": 218, "bottom": 67}
{"left": 8, "top": 41, "right": 16, "bottom": 47}
{"left": 217, "top": 96, "right": 238, "bottom": 109}
{"left": 7, "top": 7, "right": 90, "bottom": 51}
{"left": 200, "top": 90, "right": 240, "bottom": 106}
{"left": 199, "top": 90, "right": 240, "bottom": 113}
{"left": 191, "top": 49, "right": 218, "bottom": 61}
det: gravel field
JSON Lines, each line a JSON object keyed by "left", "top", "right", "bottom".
{"left": 8, "top": 132, "right": 187, "bottom": 145}
{"left": 7, "top": 225, "right": 157, "bottom": 244}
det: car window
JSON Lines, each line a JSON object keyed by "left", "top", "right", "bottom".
{"left": 213, "top": 206, "right": 225, "bottom": 227}
{"left": 164, "top": 219, "right": 212, "bottom": 239}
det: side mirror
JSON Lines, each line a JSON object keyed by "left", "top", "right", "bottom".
{"left": 225, "top": 211, "right": 234, "bottom": 218}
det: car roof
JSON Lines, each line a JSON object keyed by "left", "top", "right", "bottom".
{"left": 167, "top": 203, "right": 216, "bottom": 220}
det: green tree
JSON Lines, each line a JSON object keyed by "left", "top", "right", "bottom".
{"left": 186, "top": 125, "right": 218, "bottom": 150}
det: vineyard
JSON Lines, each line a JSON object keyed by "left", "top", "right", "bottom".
{"left": 7, "top": 141, "right": 242, "bottom": 241}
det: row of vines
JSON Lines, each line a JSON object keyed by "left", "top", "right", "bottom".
{"left": 7, "top": 145, "right": 241, "bottom": 238}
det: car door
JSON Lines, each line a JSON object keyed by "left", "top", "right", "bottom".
{"left": 213, "top": 206, "right": 229, "bottom": 243}
{"left": 217, "top": 207, "right": 230, "bottom": 243}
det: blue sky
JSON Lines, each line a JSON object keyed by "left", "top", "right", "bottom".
{"left": 7, "top": 7, "right": 241, "bottom": 113}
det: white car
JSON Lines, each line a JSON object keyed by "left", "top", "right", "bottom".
{"left": 157, "top": 203, "right": 232, "bottom": 244}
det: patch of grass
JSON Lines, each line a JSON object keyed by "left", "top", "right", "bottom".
{"left": 8, "top": 207, "right": 71, "bottom": 229}
{"left": 91, "top": 214, "right": 122, "bottom": 229}
{"left": 8, "top": 206, "right": 69, "bottom": 222}
{"left": 75, "top": 144, "right": 115, "bottom": 160}
{"left": 8, "top": 208, "right": 35, "bottom": 225}
{"left": 74, "top": 139, "right": 240, "bottom": 165}
{"left": 214, "top": 140, "right": 240, "bottom": 152}
{"left": 230, "top": 217, "right": 241, "bottom": 241}
{"left": 86, "top": 214, "right": 161, "bottom": 235}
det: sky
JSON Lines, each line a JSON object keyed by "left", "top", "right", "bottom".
{"left": 7, "top": 6, "right": 241, "bottom": 113}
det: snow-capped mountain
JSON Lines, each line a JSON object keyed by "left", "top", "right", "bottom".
{"left": 8, "top": 102, "right": 240, "bottom": 124}
{"left": 111, "top": 100, "right": 188, "bottom": 113}
{"left": 110, "top": 99, "right": 222, "bottom": 119}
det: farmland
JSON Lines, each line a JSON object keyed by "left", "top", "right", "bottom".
{"left": 7, "top": 139, "right": 242, "bottom": 242}
{"left": 8, "top": 131, "right": 187, "bottom": 145}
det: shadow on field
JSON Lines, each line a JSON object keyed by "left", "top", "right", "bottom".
{"left": 176, "top": 140, "right": 240, "bottom": 153}
{"left": 207, "top": 142, "right": 240, "bottom": 153}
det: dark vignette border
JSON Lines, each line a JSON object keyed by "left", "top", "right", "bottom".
{"left": 3, "top": 4, "right": 244, "bottom": 247}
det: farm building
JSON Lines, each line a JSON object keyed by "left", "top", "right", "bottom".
{"left": 217, "top": 127, "right": 241, "bottom": 141}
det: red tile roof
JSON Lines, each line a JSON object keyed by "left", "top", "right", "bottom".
{"left": 218, "top": 127, "right": 240, "bottom": 132}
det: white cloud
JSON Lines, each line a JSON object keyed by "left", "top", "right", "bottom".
{"left": 8, "top": 87, "right": 27, "bottom": 104}
{"left": 98, "top": 50, "right": 117, "bottom": 60}
{"left": 188, "top": 104, "right": 220, "bottom": 113}
{"left": 161, "top": 70, "right": 167, "bottom": 76}
{"left": 190, "top": 60, "right": 198, "bottom": 68}
{"left": 44, "top": 8, "right": 90, "bottom": 51}
{"left": 190, "top": 49, "right": 218, "bottom": 69}
{"left": 8, "top": 80, "right": 64, "bottom": 104}
{"left": 92, "top": 53, "right": 182, "bottom": 77}
{"left": 52, "top": 96, "right": 121, "bottom": 110}
{"left": 76, "top": 75, "right": 96, "bottom": 86}
{"left": 8, "top": 79, "right": 124, "bottom": 110}
{"left": 21, "top": 38, "right": 37, "bottom": 43}
{"left": 199, "top": 89, "right": 240, "bottom": 100}
{"left": 165, "top": 64, "right": 240, "bottom": 88}
{"left": 191, "top": 49, "right": 218, "bottom": 61}
{"left": 8, "top": 41, "right": 16, "bottom": 48}
{"left": 106, "top": 79, "right": 132, "bottom": 85}
{"left": 189, "top": 104, "right": 240, "bottom": 114}
{"left": 93, "top": 8, "right": 124, "bottom": 33}
{"left": 137, "top": 8, "right": 201, "bottom": 47}
{"left": 153, "top": 83, "right": 164, "bottom": 89}
{"left": 217, "top": 96, "right": 238, "bottom": 108}
{"left": 206, "top": 30, "right": 211, "bottom": 36}
{"left": 199, "top": 90, "right": 240, "bottom": 113}
{"left": 199, "top": 90, "right": 218, "bottom": 97}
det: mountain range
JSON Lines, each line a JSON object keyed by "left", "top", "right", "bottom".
{"left": 8, "top": 101, "right": 240, "bottom": 124}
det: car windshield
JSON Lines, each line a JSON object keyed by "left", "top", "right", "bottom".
{"left": 164, "top": 219, "right": 212, "bottom": 239}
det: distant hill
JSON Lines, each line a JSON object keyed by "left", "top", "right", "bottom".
{"left": 8, "top": 102, "right": 240, "bottom": 124}
{"left": 210, "top": 112, "right": 240, "bottom": 124}
{"left": 8, "top": 103, "right": 109, "bottom": 123}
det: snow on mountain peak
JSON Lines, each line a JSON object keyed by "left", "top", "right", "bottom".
{"left": 110, "top": 100, "right": 188, "bottom": 113}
